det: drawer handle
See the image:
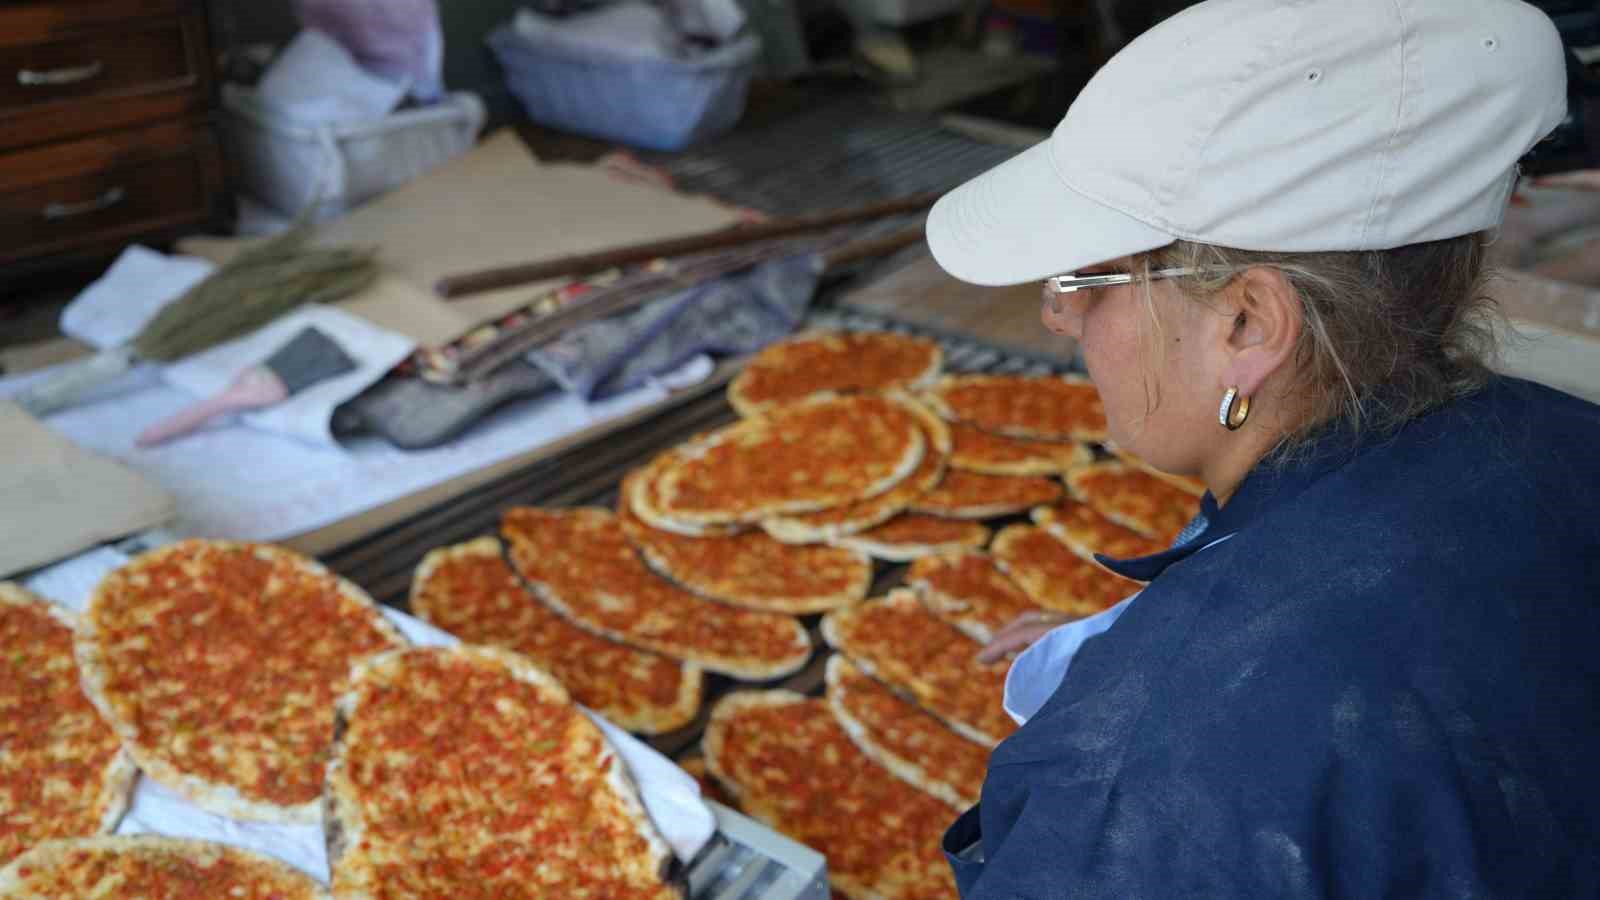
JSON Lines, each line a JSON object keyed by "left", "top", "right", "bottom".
{"left": 43, "top": 187, "right": 125, "bottom": 220}
{"left": 17, "top": 60, "right": 104, "bottom": 87}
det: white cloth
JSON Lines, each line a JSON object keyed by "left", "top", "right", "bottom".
{"left": 664, "top": 0, "right": 747, "bottom": 41}
{"left": 23, "top": 546, "right": 715, "bottom": 880}
{"left": 513, "top": 4, "right": 684, "bottom": 61}
{"left": 1003, "top": 534, "right": 1236, "bottom": 725}
{"left": 61, "top": 246, "right": 214, "bottom": 350}
{"left": 1003, "top": 597, "right": 1136, "bottom": 726}
{"left": 256, "top": 29, "right": 408, "bottom": 124}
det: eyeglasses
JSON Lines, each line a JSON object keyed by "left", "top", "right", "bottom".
{"left": 1043, "top": 266, "right": 1216, "bottom": 314}
{"left": 1044, "top": 266, "right": 1208, "bottom": 295}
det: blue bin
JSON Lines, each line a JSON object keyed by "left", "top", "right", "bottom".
{"left": 488, "top": 25, "right": 761, "bottom": 152}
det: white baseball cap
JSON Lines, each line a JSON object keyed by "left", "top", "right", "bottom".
{"left": 928, "top": 0, "right": 1569, "bottom": 286}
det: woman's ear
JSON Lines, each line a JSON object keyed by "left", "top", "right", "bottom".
{"left": 1219, "top": 266, "right": 1302, "bottom": 396}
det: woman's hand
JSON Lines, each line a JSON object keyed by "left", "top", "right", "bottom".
{"left": 976, "top": 611, "right": 1070, "bottom": 664}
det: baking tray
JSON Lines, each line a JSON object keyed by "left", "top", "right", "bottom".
{"left": 318, "top": 305, "right": 1074, "bottom": 760}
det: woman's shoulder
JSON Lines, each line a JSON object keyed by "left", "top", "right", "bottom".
{"left": 1177, "top": 377, "right": 1600, "bottom": 669}
{"left": 1462, "top": 373, "right": 1598, "bottom": 421}
{"left": 1309, "top": 376, "right": 1599, "bottom": 546}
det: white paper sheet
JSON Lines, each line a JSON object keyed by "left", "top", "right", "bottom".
{"left": 24, "top": 547, "right": 715, "bottom": 883}
{"left": 161, "top": 306, "right": 415, "bottom": 447}
{"left": 0, "top": 356, "right": 713, "bottom": 542}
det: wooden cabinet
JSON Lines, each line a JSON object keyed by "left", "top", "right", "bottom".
{"left": 0, "top": 0, "right": 227, "bottom": 277}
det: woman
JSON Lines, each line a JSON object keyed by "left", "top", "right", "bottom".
{"left": 926, "top": 0, "right": 1600, "bottom": 896}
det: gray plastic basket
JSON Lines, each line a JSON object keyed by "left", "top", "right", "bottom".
{"left": 487, "top": 25, "right": 760, "bottom": 152}
{"left": 220, "top": 84, "right": 485, "bottom": 220}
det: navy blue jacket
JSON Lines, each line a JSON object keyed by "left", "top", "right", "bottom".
{"left": 945, "top": 378, "right": 1600, "bottom": 898}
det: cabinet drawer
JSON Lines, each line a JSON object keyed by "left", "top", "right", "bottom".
{"left": 0, "top": 121, "right": 223, "bottom": 266}
{"left": 0, "top": 19, "right": 195, "bottom": 112}
{"left": 0, "top": 1, "right": 189, "bottom": 43}
{"left": 0, "top": 2, "right": 212, "bottom": 152}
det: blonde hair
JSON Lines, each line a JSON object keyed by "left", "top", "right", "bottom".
{"left": 1139, "top": 232, "right": 1500, "bottom": 453}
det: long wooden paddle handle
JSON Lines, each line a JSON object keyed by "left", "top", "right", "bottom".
{"left": 434, "top": 193, "right": 940, "bottom": 299}
{"left": 820, "top": 225, "right": 927, "bottom": 272}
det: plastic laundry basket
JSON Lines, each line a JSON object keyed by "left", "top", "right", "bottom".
{"left": 487, "top": 25, "right": 760, "bottom": 152}
{"left": 220, "top": 84, "right": 486, "bottom": 220}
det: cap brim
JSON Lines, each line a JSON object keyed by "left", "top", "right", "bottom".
{"left": 927, "top": 140, "right": 1175, "bottom": 287}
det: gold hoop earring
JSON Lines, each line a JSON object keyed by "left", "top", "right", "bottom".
{"left": 1219, "top": 386, "right": 1250, "bottom": 431}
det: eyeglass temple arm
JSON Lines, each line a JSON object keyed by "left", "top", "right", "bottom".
{"left": 1048, "top": 267, "right": 1201, "bottom": 292}
{"left": 1047, "top": 273, "right": 1133, "bottom": 293}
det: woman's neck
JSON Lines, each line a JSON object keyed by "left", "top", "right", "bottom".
{"left": 1202, "top": 389, "right": 1318, "bottom": 506}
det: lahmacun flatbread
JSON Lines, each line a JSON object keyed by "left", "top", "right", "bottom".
{"left": 904, "top": 551, "right": 1041, "bottom": 644}
{"left": 1066, "top": 461, "right": 1202, "bottom": 545}
{"left": 411, "top": 538, "right": 702, "bottom": 734}
{"left": 325, "top": 646, "right": 677, "bottom": 898}
{"left": 831, "top": 514, "right": 991, "bottom": 562}
{"left": 618, "top": 472, "right": 869, "bottom": 614}
{"left": 825, "top": 655, "right": 988, "bottom": 811}
{"left": 992, "top": 525, "right": 1144, "bottom": 618}
{"left": 502, "top": 507, "right": 812, "bottom": 679}
{"left": 0, "top": 585, "right": 135, "bottom": 866}
{"left": 1032, "top": 498, "right": 1167, "bottom": 563}
{"left": 74, "top": 540, "right": 406, "bottom": 824}
{"left": 703, "top": 691, "right": 957, "bottom": 900}
{"left": 760, "top": 393, "right": 951, "bottom": 544}
{"left": 654, "top": 394, "right": 925, "bottom": 525}
{"left": 911, "top": 469, "right": 1063, "bottom": 519}
{"left": 626, "top": 444, "right": 742, "bottom": 538}
{"left": 1107, "top": 444, "right": 1208, "bottom": 496}
{"left": 947, "top": 421, "right": 1093, "bottom": 476}
{"left": 727, "top": 330, "right": 943, "bottom": 417}
{"left": 920, "top": 373, "right": 1107, "bottom": 442}
{"left": 821, "top": 591, "right": 1016, "bottom": 746}
{"left": 674, "top": 756, "right": 738, "bottom": 810}
{"left": 0, "top": 835, "right": 328, "bottom": 898}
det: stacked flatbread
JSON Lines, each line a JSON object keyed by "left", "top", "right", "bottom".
{"left": 726, "top": 330, "right": 943, "bottom": 416}
{"left": 0, "top": 836, "right": 328, "bottom": 898}
{"left": 619, "top": 471, "right": 872, "bottom": 615}
{"left": 921, "top": 373, "right": 1108, "bottom": 442}
{"left": 2, "top": 332, "right": 1221, "bottom": 896}
{"left": 905, "top": 550, "right": 1044, "bottom": 644}
{"left": 627, "top": 388, "right": 977, "bottom": 563}
{"left": 325, "top": 646, "right": 678, "bottom": 897}
{"left": 376, "top": 332, "right": 1214, "bottom": 897}
{"left": 704, "top": 691, "right": 959, "bottom": 900}
{"left": 822, "top": 591, "right": 1015, "bottom": 747}
{"left": 825, "top": 655, "right": 989, "bottom": 810}
{"left": 502, "top": 507, "right": 813, "bottom": 681}
{"left": 993, "top": 525, "right": 1145, "bottom": 618}
{"left": 651, "top": 393, "right": 928, "bottom": 525}
{"left": 1065, "top": 461, "right": 1203, "bottom": 546}
{"left": 76, "top": 540, "right": 407, "bottom": 824}
{"left": 411, "top": 538, "right": 703, "bottom": 734}
{"left": 7, "top": 537, "right": 696, "bottom": 895}
{"left": 0, "top": 585, "right": 135, "bottom": 866}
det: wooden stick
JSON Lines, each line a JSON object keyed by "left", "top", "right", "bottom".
{"left": 434, "top": 193, "right": 939, "bottom": 299}
{"left": 821, "top": 225, "right": 926, "bottom": 271}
